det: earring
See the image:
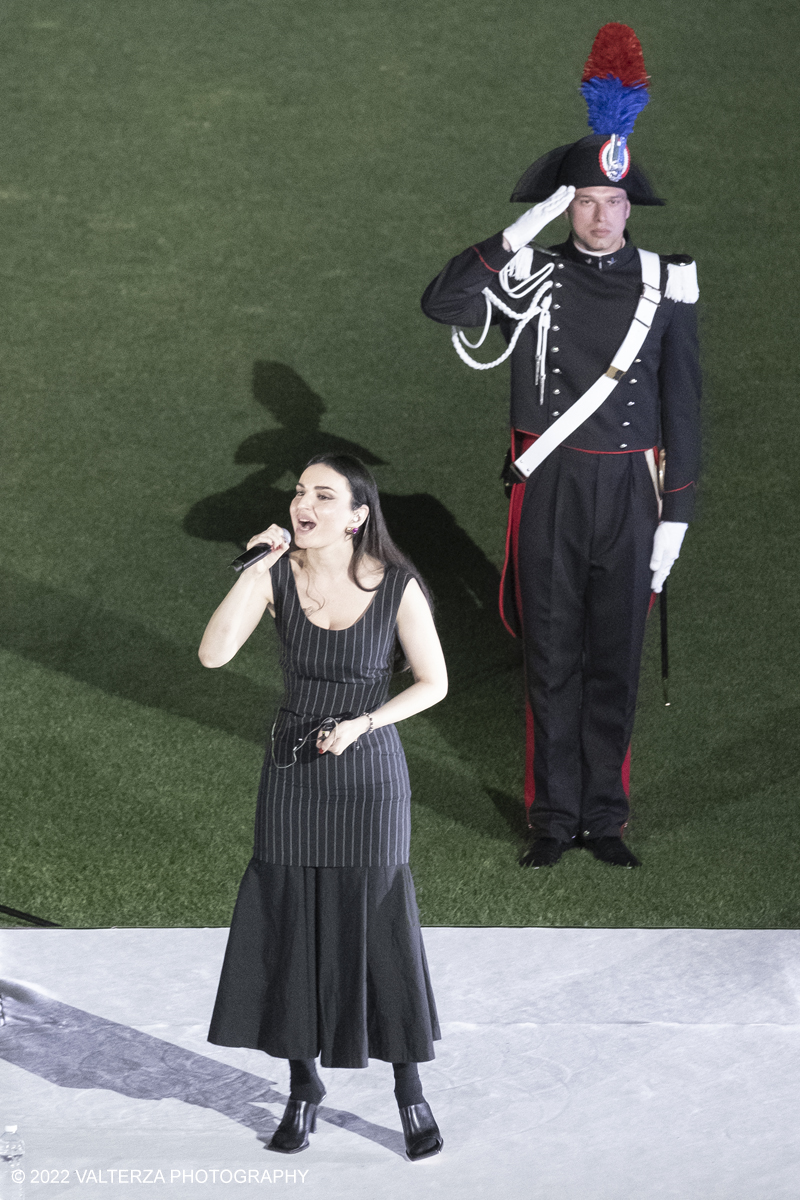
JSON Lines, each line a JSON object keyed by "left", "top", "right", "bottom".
{"left": 345, "top": 513, "right": 368, "bottom": 537}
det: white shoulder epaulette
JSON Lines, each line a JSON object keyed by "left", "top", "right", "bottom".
{"left": 665, "top": 259, "right": 699, "bottom": 304}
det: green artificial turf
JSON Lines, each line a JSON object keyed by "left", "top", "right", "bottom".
{"left": 1, "top": 0, "right": 798, "bottom": 928}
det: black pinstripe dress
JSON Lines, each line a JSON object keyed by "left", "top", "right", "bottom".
{"left": 208, "top": 555, "right": 440, "bottom": 1068}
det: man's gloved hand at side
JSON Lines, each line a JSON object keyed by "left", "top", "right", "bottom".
{"left": 650, "top": 521, "right": 688, "bottom": 593}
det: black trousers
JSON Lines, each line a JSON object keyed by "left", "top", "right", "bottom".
{"left": 517, "top": 446, "right": 659, "bottom": 841}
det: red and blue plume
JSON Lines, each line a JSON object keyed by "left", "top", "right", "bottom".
{"left": 579, "top": 23, "right": 650, "bottom": 139}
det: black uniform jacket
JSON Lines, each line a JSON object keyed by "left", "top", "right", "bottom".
{"left": 421, "top": 232, "right": 701, "bottom": 522}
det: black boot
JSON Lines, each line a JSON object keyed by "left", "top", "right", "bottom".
{"left": 399, "top": 1100, "right": 443, "bottom": 1161}
{"left": 267, "top": 1059, "right": 326, "bottom": 1154}
{"left": 392, "top": 1064, "right": 442, "bottom": 1161}
{"left": 519, "top": 836, "right": 571, "bottom": 868}
{"left": 583, "top": 835, "right": 641, "bottom": 867}
{"left": 267, "top": 1099, "right": 321, "bottom": 1154}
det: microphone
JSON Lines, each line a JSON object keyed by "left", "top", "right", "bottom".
{"left": 231, "top": 528, "right": 292, "bottom": 573}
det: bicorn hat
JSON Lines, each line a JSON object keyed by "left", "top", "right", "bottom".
{"left": 511, "top": 24, "right": 665, "bottom": 207}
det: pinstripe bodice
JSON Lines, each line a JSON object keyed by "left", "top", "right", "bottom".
{"left": 274, "top": 554, "right": 406, "bottom": 719}
{"left": 253, "top": 555, "right": 413, "bottom": 867}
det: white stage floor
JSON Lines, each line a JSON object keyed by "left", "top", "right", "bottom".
{"left": 1, "top": 926, "right": 798, "bottom": 1199}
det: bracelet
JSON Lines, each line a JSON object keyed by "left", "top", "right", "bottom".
{"left": 361, "top": 711, "right": 374, "bottom": 735}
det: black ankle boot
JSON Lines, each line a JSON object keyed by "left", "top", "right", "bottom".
{"left": 267, "top": 1096, "right": 324, "bottom": 1154}
{"left": 399, "top": 1100, "right": 443, "bottom": 1161}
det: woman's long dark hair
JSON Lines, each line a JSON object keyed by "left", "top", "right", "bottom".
{"left": 301, "top": 454, "right": 433, "bottom": 636}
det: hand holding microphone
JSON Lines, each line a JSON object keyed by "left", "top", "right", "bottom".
{"left": 231, "top": 525, "right": 292, "bottom": 574}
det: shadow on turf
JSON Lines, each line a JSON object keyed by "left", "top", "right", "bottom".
{"left": 486, "top": 789, "right": 529, "bottom": 839}
{"left": 184, "top": 360, "right": 524, "bottom": 780}
{"left": 0, "top": 980, "right": 407, "bottom": 1158}
{"left": 0, "top": 566, "right": 276, "bottom": 745}
{"left": 184, "top": 361, "right": 387, "bottom": 547}
{"left": 0, "top": 363, "right": 526, "bottom": 838}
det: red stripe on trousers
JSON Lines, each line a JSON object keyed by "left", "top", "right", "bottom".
{"left": 500, "top": 430, "right": 632, "bottom": 817}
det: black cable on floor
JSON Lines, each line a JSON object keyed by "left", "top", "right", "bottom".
{"left": 0, "top": 903, "right": 60, "bottom": 928}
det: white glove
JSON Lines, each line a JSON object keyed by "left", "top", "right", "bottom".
{"left": 650, "top": 521, "right": 688, "bottom": 593}
{"left": 503, "top": 185, "right": 575, "bottom": 253}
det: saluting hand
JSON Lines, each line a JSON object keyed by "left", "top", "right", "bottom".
{"left": 503, "top": 185, "right": 576, "bottom": 253}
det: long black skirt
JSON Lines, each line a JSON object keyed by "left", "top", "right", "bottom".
{"left": 207, "top": 858, "right": 440, "bottom": 1068}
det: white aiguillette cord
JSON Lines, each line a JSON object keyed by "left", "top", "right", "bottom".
{"left": 509, "top": 248, "right": 662, "bottom": 481}
{"left": 450, "top": 258, "right": 554, "bottom": 374}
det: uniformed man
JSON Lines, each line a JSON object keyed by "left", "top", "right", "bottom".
{"left": 420, "top": 55, "right": 701, "bottom": 868}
